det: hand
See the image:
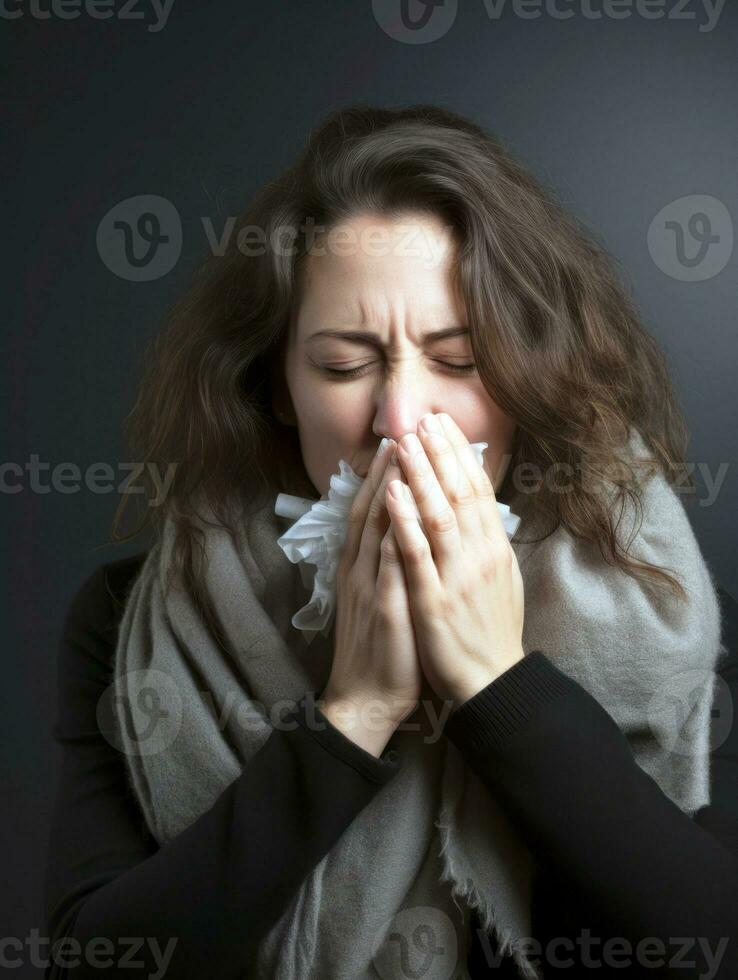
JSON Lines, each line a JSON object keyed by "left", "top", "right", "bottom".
{"left": 385, "top": 412, "right": 525, "bottom": 711}
{"left": 321, "top": 438, "right": 424, "bottom": 756}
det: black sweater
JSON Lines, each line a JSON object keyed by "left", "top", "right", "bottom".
{"left": 43, "top": 554, "right": 738, "bottom": 979}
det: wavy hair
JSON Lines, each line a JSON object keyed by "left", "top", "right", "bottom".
{"left": 113, "top": 102, "right": 695, "bottom": 634}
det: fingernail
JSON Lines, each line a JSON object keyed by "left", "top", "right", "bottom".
{"left": 378, "top": 438, "right": 390, "bottom": 456}
{"left": 420, "top": 413, "right": 441, "bottom": 433}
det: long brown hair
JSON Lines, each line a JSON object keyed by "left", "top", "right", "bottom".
{"left": 113, "top": 102, "right": 694, "bottom": 633}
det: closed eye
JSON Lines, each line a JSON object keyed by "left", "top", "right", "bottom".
{"left": 320, "top": 360, "right": 477, "bottom": 379}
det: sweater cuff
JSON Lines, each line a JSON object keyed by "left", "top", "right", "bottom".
{"left": 443, "top": 650, "right": 577, "bottom": 754}
{"left": 293, "top": 691, "right": 402, "bottom": 785}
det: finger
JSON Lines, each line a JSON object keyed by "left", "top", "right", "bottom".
{"left": 376, "top": 524, "right": 411, "bottom": 610}
{"left": 417, "top": 416, "right": 480, "bottom": 539}
{"left": 385, "top": 478, "right": 441, "bottom": 600}
{"left": 395, "top": 430, "right": 464, "bottom": 570}
{"left": 436, "top": 412, "right": 507, "bottom": 541}
{"left": 342, "top": 438, "right": 395, "bottom": 568}
{"left": 356, "top": 455, "right": 406, "bottom": 580}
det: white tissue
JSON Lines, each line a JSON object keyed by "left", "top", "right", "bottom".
{"left": 274, "top": 441, "right": 521, "bottom": 643}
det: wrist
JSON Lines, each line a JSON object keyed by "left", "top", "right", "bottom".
{"left": 448, "top": 649, "right": 525, "bottom": 712}
{"left": 317, "top": 694, "right": 401, "bottom": 759}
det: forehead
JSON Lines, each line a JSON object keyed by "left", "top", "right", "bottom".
{"left": 294, "top": 211, "right": 464, "bottom": 342}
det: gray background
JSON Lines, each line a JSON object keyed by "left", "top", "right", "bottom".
{"left": 4, "top": 1, "right": 737, "bottom": 973}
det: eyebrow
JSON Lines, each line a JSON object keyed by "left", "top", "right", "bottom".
{"left": 306, "top": 326, "right": 470, "bottom": 347}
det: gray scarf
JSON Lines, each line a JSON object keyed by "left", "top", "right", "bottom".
{"left": 112, "top": 429, "right": 724, "bottom": 980}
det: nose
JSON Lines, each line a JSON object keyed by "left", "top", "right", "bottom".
{"left": 372, "top": 377, "right": 440, "bottom": 454}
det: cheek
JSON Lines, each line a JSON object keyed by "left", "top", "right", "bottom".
{"left": 290, "top": 381, "right": 369, "bottom": 497}
{"left": 449, "top": 397, "right": 516, "bottom": 487}
{"left": 299, "top": 431, "right": 355, "bottom": 497}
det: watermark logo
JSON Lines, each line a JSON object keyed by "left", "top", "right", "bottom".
{"left": 97, "top": 194, "right": 182, "bottom": 281}
{"left": 97, "top": 668, "right": 184, "bottom": 757}
{"left": 372, "top": 0, "right": 458, "bottom": 43}
{"left": 372, "top": 906, "right": 458, "bottom": 979}
{"left": 648, "top": 195, "right": 733, "bottom": 282}
{"left": 648, "top": 668, "right": 733, "bottom": 757}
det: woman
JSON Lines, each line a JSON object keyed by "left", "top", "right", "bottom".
{"left": 44, "top": 104, "right": 738, "bottom": 979}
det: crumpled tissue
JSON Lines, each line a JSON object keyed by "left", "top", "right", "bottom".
{"left": 274, "top": 440, "right": 521, "bottom": 643}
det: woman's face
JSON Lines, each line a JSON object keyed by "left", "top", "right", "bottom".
{"left": 278, "top": 211, "right": 517, "bottom": 498}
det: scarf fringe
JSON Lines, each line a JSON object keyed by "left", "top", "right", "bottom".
{"left": 436, "top": 807, "right": 543, "bottom": 980}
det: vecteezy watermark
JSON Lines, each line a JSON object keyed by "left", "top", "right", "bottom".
{"left": 372, "top": 0, "right": 460, "bottom": 45}
{"left": 0, "top": 0, "right": 176, "bottom": 31}
{"left": 372, "top": 906, "right": 459, "bottom": 980}
{"left": 372, "top": 0, "right": 726, "bottom": 43}
{"left": 0, "top": 929, "right": 178, "bottom": 977}
{"left": 98, "top": 674, "right": 457, "bottom": 757}
{"left": 0, "top": 456, "right": 176, "bottom": 505}
{"left": 648, "top": 195, "right": 734, "bottom": 282}
{"left": 98, "top": 659, "right": 735, "bottom": 762}
{"left": 97, "top": 195, "right": 183, "bottom": 281}
{"left": 472, "top": 927, "right": 730, "bottom": 978}
{"left": 202, "top": 214, "right": 454, "bottom": 269}
{"left": 648, "top": 667, "right": 733, "bottom": 758}
{"left": 4, "top": 453, "right": 727, "bottom": 510}
{"left": 99, "top": 190, "right": 736, "bottom": 298}
{"left": 100, "top": 669, "right": 186, "bottom": 757}
{"left": 97, "top": 195, "right": 456, "bottom": 281}
{"left": 499, "top": 455, "right": 730, "bottom": 508}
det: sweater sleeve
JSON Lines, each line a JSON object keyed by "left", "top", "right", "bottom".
{"left": 43, "top": 562, "right": 401, "bottom": 980}
{"left": 444, "top": 591, "right": 738, "bottom": 979}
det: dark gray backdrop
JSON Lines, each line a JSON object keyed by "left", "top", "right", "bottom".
{"left": 4, "top": 1, "right": 737, "bottom": 973}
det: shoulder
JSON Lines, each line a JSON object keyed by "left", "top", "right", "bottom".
{"left": 60, "top": 552, "right": 148, "bottom": 670}
{"left": 620, "top": 433, "right": 726, "bottom": 653}
{"left": 65, "top": 551, "right": 148, "bottom": 626}
{"left": 53, "top": 552, "right": 149, "bottom": 738}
